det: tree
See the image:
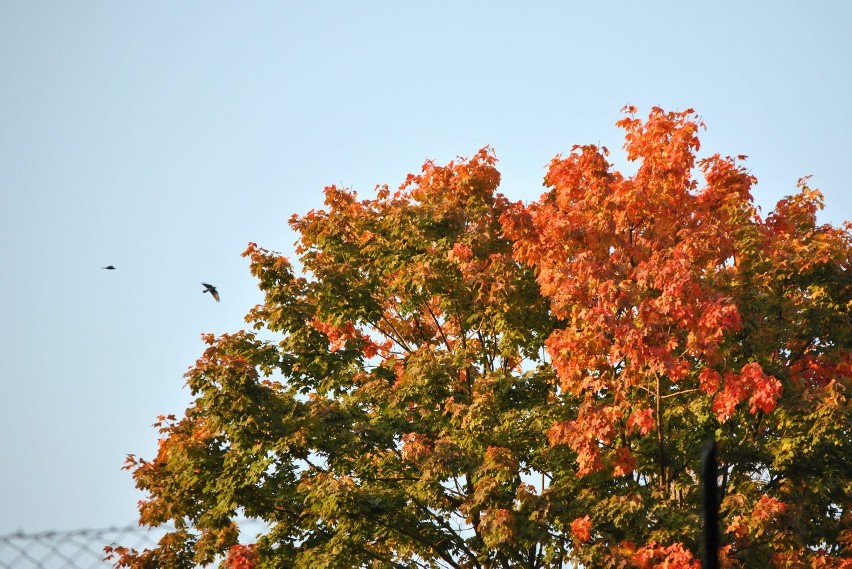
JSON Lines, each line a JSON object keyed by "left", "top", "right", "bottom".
{"left": 503, "top": 106, "right": 852, "bottom": 567}
{"left": 108, "top": 148, "right": 561, "bottom": 569}
{"left": 108, "top": 109, "right": 852, "bottom": 568}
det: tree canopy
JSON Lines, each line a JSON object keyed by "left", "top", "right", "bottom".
{"left": 108, "top": 108, "right": 852, "bottom": 569}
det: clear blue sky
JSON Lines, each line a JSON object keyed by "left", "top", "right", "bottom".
{"left": 0, "top": 1, "right": 849, "bottom": 534}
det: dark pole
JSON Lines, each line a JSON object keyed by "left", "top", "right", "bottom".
{"left": 701, "top": 437, "right": 720, "bottom": 569}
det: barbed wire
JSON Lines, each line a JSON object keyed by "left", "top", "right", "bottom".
{"left": 0, "top": 520, "right": 269, "bottom": 569}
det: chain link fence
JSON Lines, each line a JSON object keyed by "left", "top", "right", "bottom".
{"left": 0, "top": 525, "right": 160, "bottom": 569}
{"left": 0, "top": 521, "right": 268, "bottom": 569}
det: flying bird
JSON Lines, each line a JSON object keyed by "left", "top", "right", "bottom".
{"left": 102, "top": 265, "right": 116, "bottom": 270}
{"left": 202, "top": 282, "right": 220, "bottom": 302}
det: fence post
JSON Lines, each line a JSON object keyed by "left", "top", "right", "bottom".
{"left": 701, "top": 437, "right": 720, "bottom": 569}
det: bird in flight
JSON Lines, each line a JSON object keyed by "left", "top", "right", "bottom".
{"left": 102, "top": 265, "right": 116, "bottom": 270}
{"left": 202, "top": 283, "right": 220, "bottom": 302}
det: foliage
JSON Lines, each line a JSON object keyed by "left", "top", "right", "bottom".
{"left": 109, "top": 109, "right": 852, "bottom": 568}
{"left": 503, "top": 106, "right": 852, "bottom": 567}
{"left": 110, "top": 148, "right": 561, "bottom": 568}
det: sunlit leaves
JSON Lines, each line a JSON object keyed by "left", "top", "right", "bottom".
{"left": 117, "top": 149, "right": 560, "bottom": 568}
{"left": 115, "top": 109, "right": 851, "bottom": 568}
{"left": 505, "top": 106, "right": 852, "bottom": 567}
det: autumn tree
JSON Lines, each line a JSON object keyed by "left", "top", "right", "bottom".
{"left": 109, "top": 109, "right": 852, "bottom": 569}
{"left": 503, "top": 106, "right": 852, "bottom": 567}
{"left": 109, "top": 148, "right": 567, "bottom": 569}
